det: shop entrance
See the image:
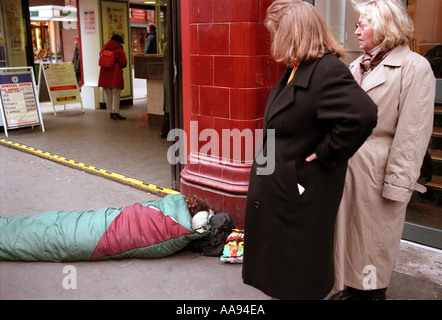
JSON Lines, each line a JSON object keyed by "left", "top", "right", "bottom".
{"left": 130, "top": 0, "right": 183, "bottom": 190}
{"left": 1, "top": 0, "right": 180, "bottom": 193}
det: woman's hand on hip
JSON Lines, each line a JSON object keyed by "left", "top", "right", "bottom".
{"left": 306, "top": 153, "right": 318, "bottom": 162}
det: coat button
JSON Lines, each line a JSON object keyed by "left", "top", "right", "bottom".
{"left": 330, "top": 161, "right": 337, "bottom": 167}
{"left": 254, "top": 201, "right": 261, "bottom": 209}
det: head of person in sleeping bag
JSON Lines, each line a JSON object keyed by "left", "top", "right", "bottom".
{"left": 186, "top": 196, "right": 212, "bottom": 217}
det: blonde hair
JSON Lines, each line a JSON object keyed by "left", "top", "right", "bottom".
{"left": 352, "top": 0, "right": 414, "bottom": 49}
{"left": 265, "top": 0, "right": 345, "bottom": 66}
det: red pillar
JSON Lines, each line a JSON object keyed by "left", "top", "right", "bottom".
{"left": 180, "top": 0, "right": 280, "bottom": 228}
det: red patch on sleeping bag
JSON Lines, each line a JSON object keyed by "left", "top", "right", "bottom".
{"left": 90, "top": 204, "right": 193, "bottom": 260}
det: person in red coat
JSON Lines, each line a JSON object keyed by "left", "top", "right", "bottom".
{"left": 98, "top": 34, "right": 127, "bottom": 120}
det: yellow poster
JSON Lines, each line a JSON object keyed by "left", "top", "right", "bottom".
{"left": 41, "top": 63, "right": 82, "bottom": 106}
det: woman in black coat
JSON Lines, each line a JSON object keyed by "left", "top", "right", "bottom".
{"left": 242, "top": 0, "right": 378, "bottom": 300}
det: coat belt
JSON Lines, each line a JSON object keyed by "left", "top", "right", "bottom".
{"left": 384, "top": 175, "right": 427, "bottom": 193}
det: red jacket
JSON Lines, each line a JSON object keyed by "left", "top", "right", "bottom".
{"left": 98, "top": 40, "right": 127, "bottom": 89}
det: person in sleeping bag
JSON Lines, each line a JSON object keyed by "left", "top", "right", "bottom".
{"left": 0, "top": 194, "right": 213, "bottom": 262}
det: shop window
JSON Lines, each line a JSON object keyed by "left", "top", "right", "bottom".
{"left": 0, "top": 0, "right": 29, "bottom": 67}
{"left": 130, "top": 7, "right": 153, "bottom": 60}
{"left": 408, "top": 0, "right": 442, "bottom": 78}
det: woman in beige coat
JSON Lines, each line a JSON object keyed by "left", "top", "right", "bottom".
{"left": 331, "top": 0, "right": 436, "bottom": 300}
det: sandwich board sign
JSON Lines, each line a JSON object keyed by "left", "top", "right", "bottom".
{"left": 38, "top": 62, "right": 83, "bottom": 116}
{"left": 0, "top": 67, "right": 45, "bottom": 137}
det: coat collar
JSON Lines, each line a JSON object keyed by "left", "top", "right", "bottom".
{"left": 264, "top": 59, "right": 320, "bottom": 127}
{"left": 351, "top": 44, "right": 410, "bottom": 92}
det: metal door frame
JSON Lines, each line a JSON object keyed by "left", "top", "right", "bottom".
{"left": 167, "top": 0, "right": 184, "bottom": 191}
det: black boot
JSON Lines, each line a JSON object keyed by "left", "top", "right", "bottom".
{"left": 110, "top": 113, "right": 115, "bottom": 119}
{"left": 329, "top": 287, "right": 387, "bottom": 300}
{"left": 329, "top": 287, "right": 360, "bottom": 300}
{"left": 366, "top": 288, "right": 387, "bottom": 300}
{"left": 114, "top": 113, "right": 126, "bottom": 120}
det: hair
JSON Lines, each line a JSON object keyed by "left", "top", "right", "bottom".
{"left": 186, "top": 195, "right": 212, "bottom": 217}
{"left": 111, "top": 34, "right": 124, "bottom": 44}
{"left": 265, "top": 0, "right": 345, "bottom": 66}
{"left": 148, "top": 23, "right": 156, "bottom": 33}
{"left": 352, "top": 0, "right": 414, "bottom": 49}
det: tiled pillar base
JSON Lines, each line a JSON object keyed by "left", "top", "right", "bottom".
{"left": 180, "top": 153, "right": 251, "bottom": 228}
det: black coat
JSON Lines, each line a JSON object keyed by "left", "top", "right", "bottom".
{"left": 242, "top": 54, "right": 377, "bottom": 300}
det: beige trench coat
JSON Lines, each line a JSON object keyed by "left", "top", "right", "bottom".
{"left": 334, "top": 44, "right": 436, "bottom": 290}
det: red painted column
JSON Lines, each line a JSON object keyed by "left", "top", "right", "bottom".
{"left": 180, "top": 0, "right": 280, "bottom": 227}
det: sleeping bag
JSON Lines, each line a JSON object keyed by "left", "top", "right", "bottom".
{"left": 0, "top": 194, "right": 210, "bottom": 262}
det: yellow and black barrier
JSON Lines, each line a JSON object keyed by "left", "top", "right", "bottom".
{"left": 0, "top": 138, "right": 179, "bottom": 197}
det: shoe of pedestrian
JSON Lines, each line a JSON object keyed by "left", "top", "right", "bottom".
{"left": 329, "top": 287, "right": 387, "bottom": 300}
{"left": 328, "top": 288, "right": 360, "bottom": 300}
{"left": 114, "top": 113, "right": 126, "bottom": 120}
{"left": 110, "top": 113, "right": 115, "bottom": 119}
